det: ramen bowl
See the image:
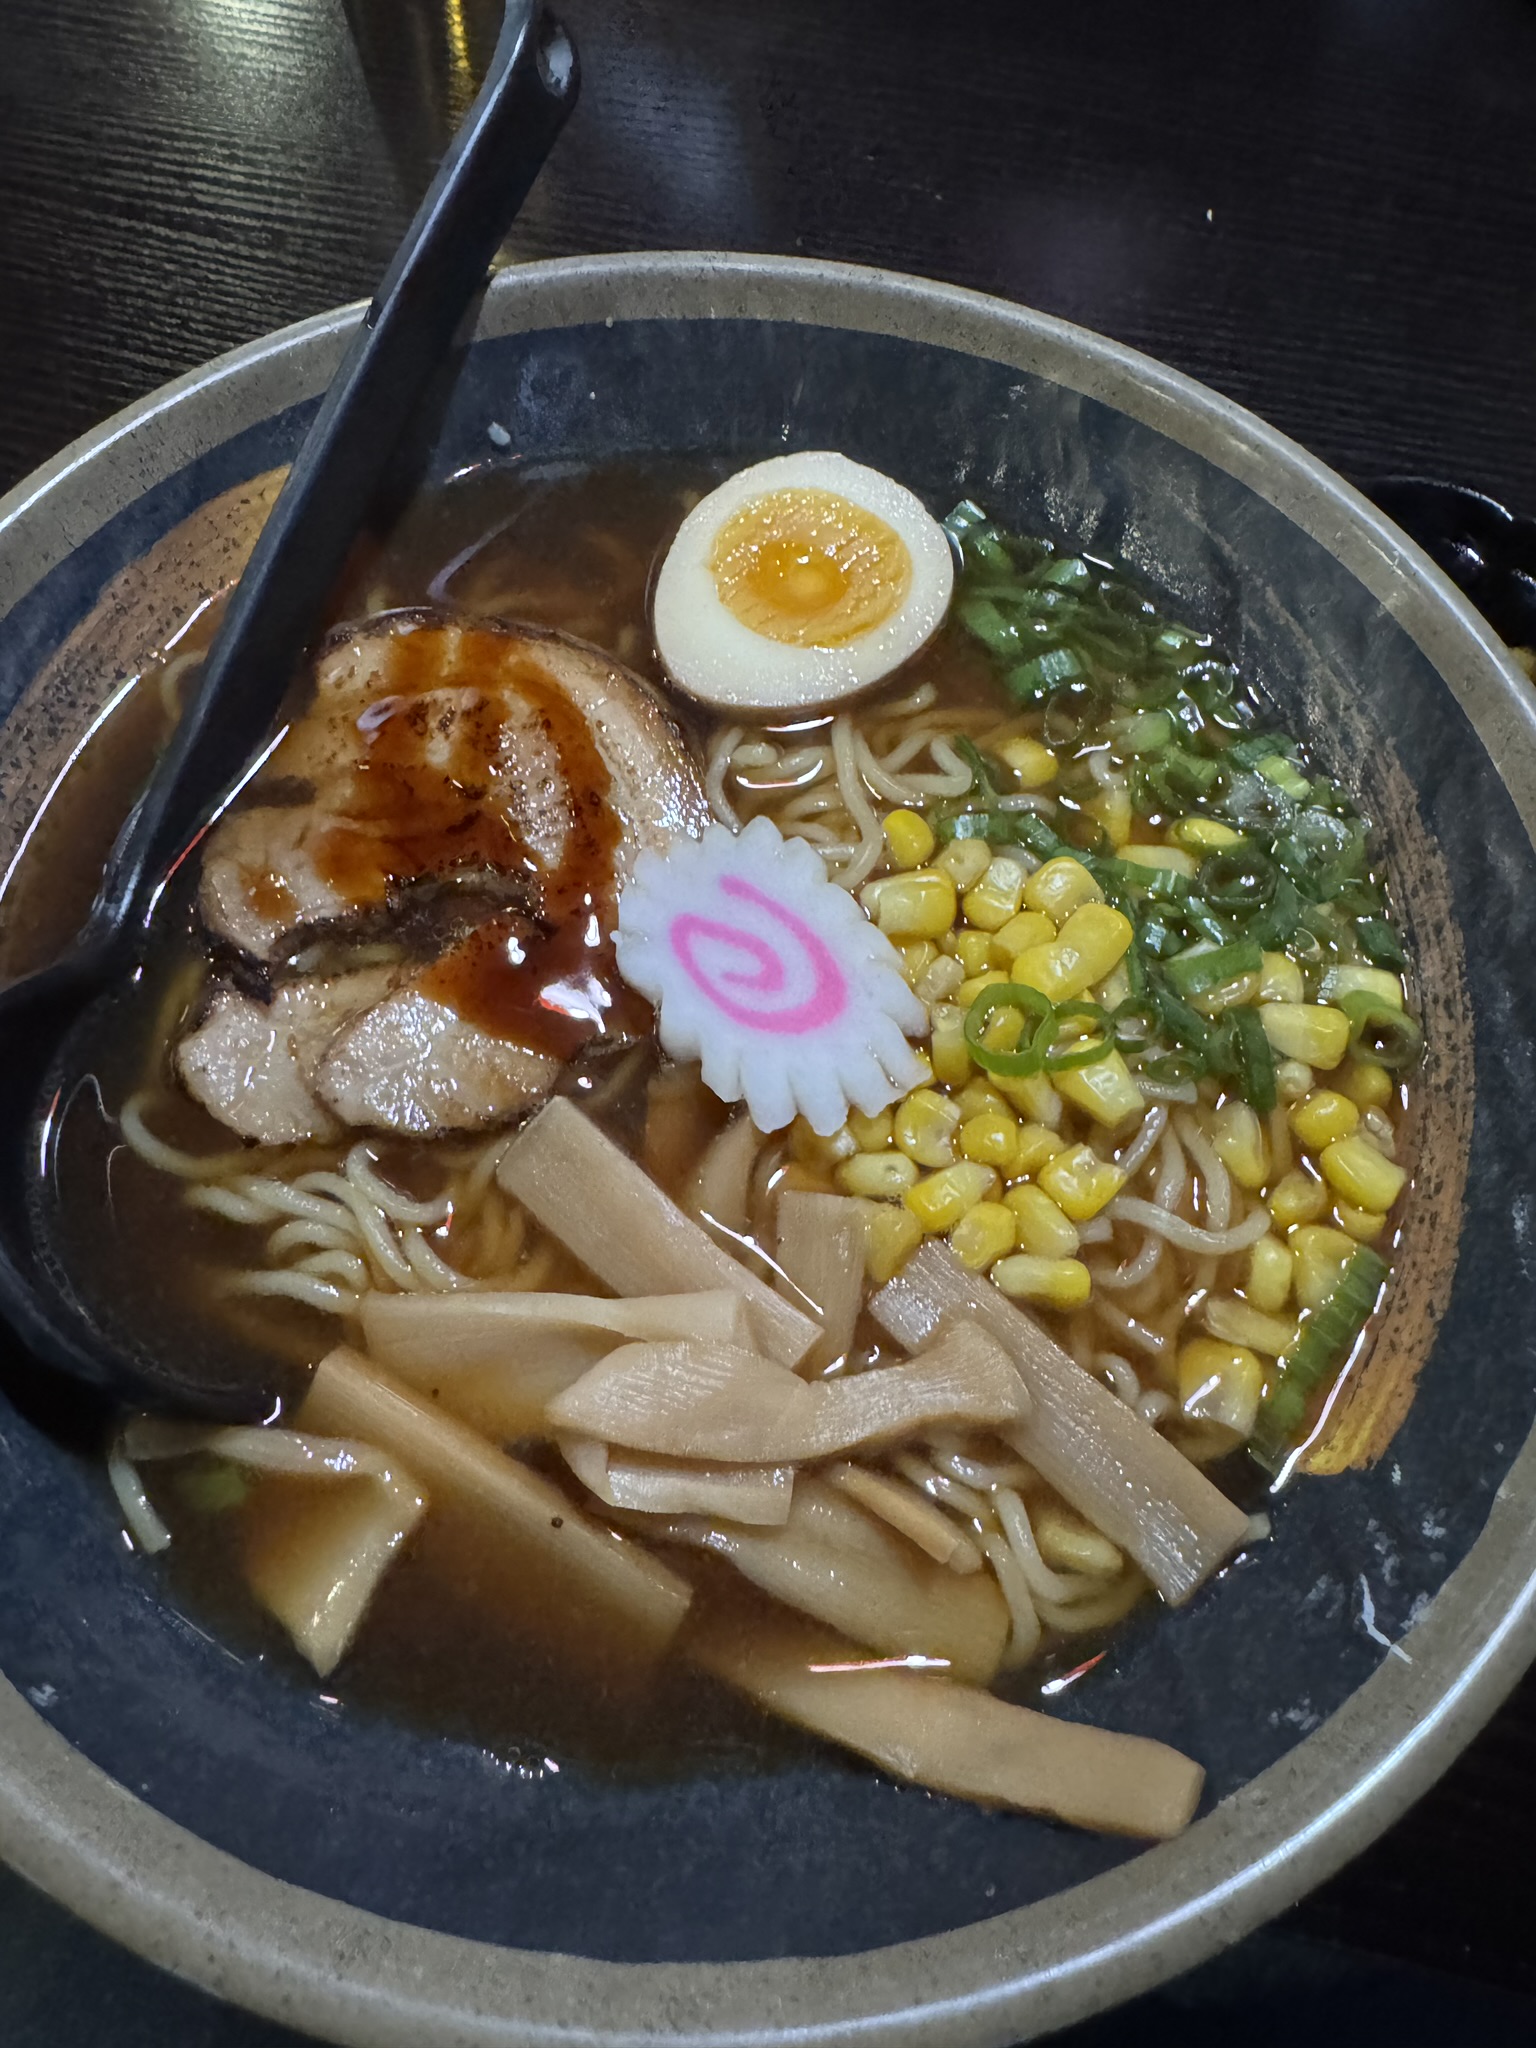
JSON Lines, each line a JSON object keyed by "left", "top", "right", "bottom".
{"left": 1, "top": 253, "right": 1534, "bottom": 2046}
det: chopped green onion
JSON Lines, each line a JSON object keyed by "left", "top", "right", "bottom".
{"left": 1197, "top": 847, "right": 1277, "bottom": 910}
{"left": 962, "top": 982, "right": 1055, "bottom": 1077}
{"left": 174, "top": 1458, "right": 251, "bottom": 1515}
{"left": 1355, "top": 916, "right": 1407, "bottom": 969}
{"left": 1337, "top": 991, "right": 1423, "bottom": 1070}
{"left": 1252, "top": 1246, "right": 1389, "bottom": 1468}
{"left": 1225, "top": 1005, "right": 1278, "bottom": 1113}
{"left": 1043, "top": 1000, "right": 1111, "bottom": 1072}
{"left": 1004, "top": 646, "right": 1084, "bottom": 702}
{"left": 1164, "top": 938, "right": 1263, "bottom": 998}
{"left": 952, "top": 734, "right": 1001, "bottom": 798}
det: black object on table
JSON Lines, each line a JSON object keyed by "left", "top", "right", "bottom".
{"left": 3, "top": 0, "right": 1536, "bottom": 2039}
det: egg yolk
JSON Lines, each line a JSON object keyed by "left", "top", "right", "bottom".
{"left": 708, "top": 488, "right": 912, "bottom": 648}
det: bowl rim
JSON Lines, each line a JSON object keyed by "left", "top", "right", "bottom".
{"left": 2, "top": 248, "right": 1535, "bottom": 2048}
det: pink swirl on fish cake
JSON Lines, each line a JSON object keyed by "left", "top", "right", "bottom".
{"left": 669, "top": 876, "right": 848, "bottom": 1036}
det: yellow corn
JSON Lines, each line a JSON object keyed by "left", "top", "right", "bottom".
{"left": 992, "top": 1253, "right": 1093, "bottom": 1308}
{"left": 1172, "top": 816, "right": 1244, "bottom": 852}
{"left": 955, "top": 1078, "right": 1009, "bottom": 1119}
{"left": 1289, "top": 1089, "right": 1359, "bottom": 1149}
{"left": 790, "top": 1118, "right": 857, "bottom": 1168}
{"left": 898, "top": 938, "right": 940, "bottom": 984}
{"left": 865, "top": 869, "right": 957, "bottom": 940}
{"left": 1269, "top": 1168, "right": 1329, "bottom": 1230}
{"left": 1013, "top": 1121, "right": 1067, "bottom": 1173}
{"left": 1258, "top": 951, "right": 1305, "bottom": 1004}
{"left": 1337, "top": 1055, "right": 1394, "bottom": 1110}
{"left": 1211, "top": 1100, "right": 1269, "bottom": 1190}
{"left": 894, "top": 1088, "right": 962, "bottom": 1168}
{"left": 950, "top": 928, "right": 994, "bottom": 977}
{"left": 996, "top": 734, "right": 1058, "bottom": 786}
{"left": 882, "top": 808, "right": 936, "bottom": 869}
{"left": 1010, "top": 902, "right": 1134, "bottom": 1003}
{"left": 860, "top": 1201, "right": 924, "bottom": 1283}
{"left": 929, "top": 1003, "right": 972, "bottom": 1087}
{"left": 1275, "top": 1059, "right": 1314, "bottom": 1104}
{"left": 990, "top": 909, "right": 1055, "bottom": 965}
{"left": 1246, "top": 1234, "right": 1294, "bottom": 1313}
{"left": 950, "top": 1200, "right": 1017, "bottom": 1271}
{"left": 1032, "top": 1502, "right": 1123, "bottom": 1577}
{"left": 991, "top": 1070, "right": 1064, "bottom": 1128}
{"left": 848, "top": 1107, "right": 894, "bottom": 1151}
{"left": 1087, "top": 783, "right": 1133, "bottom": 848}
{"left": 959, "top": 1110, "right": 1021, "bottom": 1173}
{"left": 1260, "top": 1001, "right": 1351, "bottom": 1069}
{"left": 1037, "top": 1144, "right": 1125, "bottom": 1220}
{"left": 962, "top": 855, "right": 1030, "bottom": 932}
{"left": 957, "top": 969, "right": 1011, "bottom": 1007}
{"left": 913, "top": 953, "right": 965, "bottom": 1006}
{"left": 1004, "top": 1182, "right": 1081, "bottom": 1257}
{"left": 1204, "top": 1295, "right": 1299, "bottom": 1357}
{"left": 1177, "top": 1338, "right": 1264, "bottom": 1439}
{"left": 934, "top": 838, "right": 992, "bottom": 890}
{"left": 1320, "top": 1133, "right": 1407, "bottom": 1214}
{"left": 1291, "top": 1225, "right": 1357, "bottom": 1312}
{"left": 1024, "top": 854, "right": 1102, "bottom": 920}
{"left": 1318, "top": 964, "right": 1404, "bottom": 1010}
{"left": 1054, "top": 1048, "right": 1145, "bottom": 1129}
{"left": 906, "top": 1047, "right": 935, "bottom": 1086}
{"left": 1118, "top": 842, "right": 1197, "bottom": 878}
{"left": 835, "top": 1151, "right": 919, "bottom": 1200}
{"left": 1093, "top": 963, "right": 1132, "bottom": 1013}
{"left": 905, "top": 1161, "right": 1000, "bottom": 1232}
{"left": 1336, "top": 1202, "right": 1387, "bottom": 1243}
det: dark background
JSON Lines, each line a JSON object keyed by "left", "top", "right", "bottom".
{"left": 2, "top": 0, "right": 1534, "bottom": 2040}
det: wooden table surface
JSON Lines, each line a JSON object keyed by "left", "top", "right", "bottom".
{"left": 3, "top": 0, "right": 1536, "bottom": 2039}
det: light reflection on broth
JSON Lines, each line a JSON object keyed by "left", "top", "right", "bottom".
{"left": 4, "top": 459, "right": 1420, "bottom": 1834}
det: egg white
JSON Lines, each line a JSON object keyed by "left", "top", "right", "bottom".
{"left": 651, "top": 451, "right": 955, "bottom": 713}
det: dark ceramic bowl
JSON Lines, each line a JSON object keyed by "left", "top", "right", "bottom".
{"left": 1, "top": 254, "right": 1534, "bottom": 2047}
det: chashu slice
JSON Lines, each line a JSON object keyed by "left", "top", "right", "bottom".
{"left": 199, "top": 615, "right": 709, "bottom": 962}
{"left": 176, "top": 970, "right": 395, "bottom": 1145}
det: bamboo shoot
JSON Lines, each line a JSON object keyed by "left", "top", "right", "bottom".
{"left": 559, "top": 1435, "right": 794, "bottom": 1525}
{"left": 774, "top": 1190, "right": 865, "bottom": 1371}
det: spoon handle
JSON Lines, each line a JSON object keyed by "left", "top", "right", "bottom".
{"left": 87, "top": 0, "right": 578, "bottom": 949}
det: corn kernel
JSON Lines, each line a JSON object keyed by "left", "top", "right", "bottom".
{"left": 1032, "top": 1501, "right": 1123, "bottom": 1577}
{"left": 1246, "top": 1234, "right": 1294, "bottom": 1313}
{"left": 962, "top": 855, "right": 1030, "bottom": 932}
{"left": 913, "top": 953, "right": 965, "bottom": 1006}
{"left": 950, "top": 1200, "right": 1017, "bottom": 1270}
{"left": 950, "top": 928, "right": 994, "bottom": 977}
{"left": 882, "top": 807, "right": 936, "bottom": 869}
{"left": 860, "top": 1201, "right": 924, "bottom": 1283}
{"left": 1336, "top": 1202, "right": 1387, "bottom": 1243}
{"left": 1275, "top": 1059, "right": 1314, "bottom": 1104}
{"left": 1118, "top": 842, "right": 1197, "bottom": 878}
{"left": 1290, "top": 1225, "right": 1357, "bottom": 1311}
{"left": 1004, "top": 1182, "right": 1081, "bottom": 1257}
{"left": 894, "top": 1088, "right": 962, "bottom": 1168}
{"left": 990, "top": 909, "right": 1055, "bottom": 964}
{"left": 1211, "top": 1100, "right": 1269, "bottom": 1189}
{"left": 1337, "top": 1055, "right": 1394, "bottom": 1110}
{"left": 934, "top": 838, "right": 992, "bottom": 890}
{"left": 992, "top": 1253, "right": 1093, "bottom": 1308}
{"left": 1037, "top": 1144, "right": 1125, "bottom": 1220}
{"left": 1093, "top": 963, "right": 1132, "bottom": 1013}
{"left": 1258, "top": 951, "right": 1305, "bottom": 1004}
{"left": 1259, "top": 1001, "right": 1351, "bottom": 1070}
{"left": 959, "top": 1110, "right": 1021, "bottom": 1172}
{"left": 1024, "top": 854, "right": 1103, "bottom": 920}
{"left": 955, "top": 1078, "right": 1009, "bottom": 1119}
{"left": 1011, "top": 902, "right": 1134, "bottom": 1003}
{"left": 1087, "top": 783, "right": 1133, "bottom": 848}
{"left": 1172, "top": 816, "right": 1244, "bottom": 852}
{"left": 1319, "top": 1133, "right": 1407, "bottom": 1214}
{"left": 1289, "top": 1089, "right": 1360, "bottom": 1150}
{"left": 1204, "top": 1295, "right": 1299, "bottom": 1357}
{"left": 790, "top": 1117, "right": 857, "bottom": 1167}
{"left": 905, "top": 1161, "right": 1000, "bottom": 1232}
{"left": 898, "top": 938, "right": 940, "bottom": 985}
{"left": 1054, "top": 1048, "right": 1145, "bottom": 1129}
{"left": 835, "top": 1151, "right": 919, "bottom": 1200}
{"left": 1012, "top": 1121, "right": 1067, "bottom": 1173}
{"left": 906, "top": 1047, "right": 935, "bottom": 1086}
{"left": 863, "top": 868, "right": 957, "bottom": 939}
{"left": 847, "top": 1107, "right": 894, "bottom": 1151}
{"left": 1269, "top": 1168, "right": 1329, "bottom": 1229}
{"left": 929, "top": 1003, "right": 972, "bottom": 1087}
{"left": 1177, "top": 1338, "right": 1264, "bottom": 1439}
{"left": 991, "top": 1069, "right": 1063, "bottom": 1127}
{"left": 996, "top": 735, "right": 1058, "bottom": 786}
{"left": 1318, "top": 964, "right": 1405, "bottom": 1010}
{"left": 957, "top": 969, "right": 1011, "bottom": 1007}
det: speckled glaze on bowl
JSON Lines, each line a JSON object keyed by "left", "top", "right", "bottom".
{"left": 1, "top": 254, "right": 1535, "bottom": 2048}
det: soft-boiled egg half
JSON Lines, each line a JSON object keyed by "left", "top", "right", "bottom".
{"left": 651, "top": 452, "right": 954, "bottom": 713}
